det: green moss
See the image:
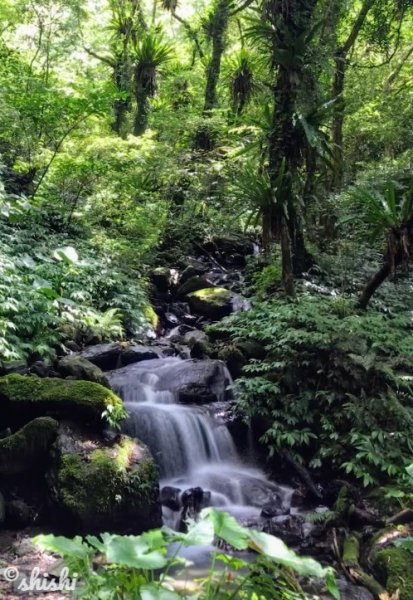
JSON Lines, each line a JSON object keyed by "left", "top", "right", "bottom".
{"left": 57, "top": 438, "right": 159, "bottom": 527}
{"left": 188, "top": 288, "right": 232, "bottom": 319}
{"left": 342, "top": 535, "right": 360, "bottom": 566}
{"left": 0, "top": 417, "right": 58, "bottom": 475}
{"left": 144, "top": 305, "right": 160, "bottom": 329}
{"left": 374, "top": 546, "right": 413, "bottom": 599}
{"left": 190, "top": 287, "right": 231, "bottom": 305}
{"left": 0, "top": 374, "right": 124, "bottom": 424}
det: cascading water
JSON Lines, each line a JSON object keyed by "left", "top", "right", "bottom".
{"left": 108, "top": 357, "right": 291, "bottom": 528}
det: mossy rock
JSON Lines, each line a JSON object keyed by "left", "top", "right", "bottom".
{"left": 0, "top": 417, "right": 58, "bottom": 476}
{"left": 373, "top": 546, "right": 413, "bottom": 600}
{"left": 0, "top": 374, "right": 123, "bottom": 426}
{"left": 187, "top": 288, "right": 233, "bottom": 319}
{"left": 218, "top": 345, "right": 246, "bottom": 378}
{"left": 57, "top": 356, "right": 109, "bottom": 388}
{"left": 54, "top": 424, "right": 161, "bottom": 533}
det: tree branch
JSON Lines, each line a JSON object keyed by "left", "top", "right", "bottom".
{"left": 229, "top": 0, "right": 255, "bottom": 17}
{"left": 83, "top": 45, "right": 115, "bottom": 68}
{"left": 172, "top": 12, "right": 204, "bottom": 59}
{"left": 339, "top": 0, "right": 375, "bottom": 56}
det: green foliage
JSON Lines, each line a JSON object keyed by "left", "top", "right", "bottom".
{"left": 34, "top": 508, "right": 338, "bottom": 599}
{"left": 212, "top": 295, "right": 413, "bottom": 485}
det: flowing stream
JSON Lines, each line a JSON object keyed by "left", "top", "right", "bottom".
{"left": 108, "top": 357, "right": 291, "bottom": 528}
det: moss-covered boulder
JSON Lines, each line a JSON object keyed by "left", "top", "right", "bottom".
{"left": 0, "top": 417, "right": 58, "bottom": 476}
{"left": 57, "top": 356, "right": 109, "bottom": 387}
{"left": 0, "top": 374, "right": 124, "bottom": 426}
{"left": 373, "top": 546, "right": 413, "bottom": 599}
{"left": 53, "top": 423, "right": 161, "bottom": 533}
{"left": 187, "top": 288, "right": 233, "bottom": 319}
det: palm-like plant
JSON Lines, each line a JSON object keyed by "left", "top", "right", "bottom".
{"left": 133, "top": 30, "right": 173, "bottom": 135}
{"left": 229, "top": 49, "right": 255, "bottom": 115}
{"left": 160, "top": 0, "right": 179, "bottom": 11}
{"left": 356, "top": 181, "right": 413, "bottom": 308}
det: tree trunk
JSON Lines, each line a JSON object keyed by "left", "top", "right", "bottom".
{"left": 266, "top": 0, "right": 317, "bottom": 292}
{"left": 203, "top": 0, "right": 230, "bottom": 112}
{"left": 133, "top": 87, "right": 150, "bottom": 136}
{"left": 331, "top": 52, "right": 346, "bottom": 189}
{"left": 280, "top": 215, "right": 296, "bottom": 297}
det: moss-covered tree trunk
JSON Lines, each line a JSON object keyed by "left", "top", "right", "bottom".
{"left": 133, "top": 85, "right": 150, "bottom": 136}
{"left": 330, "top": 0, "right": 375, "bottom": 189}
{"left": 203, "top": 0, "right": 230, "bottom": 112}
{"left": 266, "top": 0, "right": 317, "bottom": 293}
{"left": 112, "top": 57, "right": 132, "bottom": 138}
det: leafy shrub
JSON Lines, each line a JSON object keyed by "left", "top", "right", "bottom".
{"left": 35, "top": 508, "right": 338, "bottom": 599}
{"left": 212, "top": 295, "right": 413, "bottom": 486}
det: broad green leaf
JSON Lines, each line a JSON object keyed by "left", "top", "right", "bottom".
{"left": 395, "top": 537, "right": 413, "bottom": 553}
{"left": 247, "top": 529, "right": 329, "bottom": 578}
{"left": 104, "top": 535, "right": 168, "bottom": 570}
{"left": 200, "top": 508, "right": 249, "bottom": 550}
{"left": 140, "top": 584, "right": 182, "bottom": 600}
{"left": 53, "top": 246, "right": 79, "bottom": 264}
{"left": 34, "top": 535, "right": 89, "bottom": 560}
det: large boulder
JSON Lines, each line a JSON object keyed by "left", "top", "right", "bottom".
{"left": 53, "top": 423, "right": 161, "bottom": 533}
{"left": 0, "top": 417, "right": 58, "bottom": 476}
{"left": 78, "top": 343, "right": 122, "bottom": 370}
{"left": 372, "top": 543, "right": 413, "bottom": 600}
{"left": 0, "top": 374, "right": 123, "bottom": 426}
{"left": 57, "top": 356, "right": 109, "bottom": 387}
{"left": 121, "top": 344, "right": 160, "bottom": 366}
{"left": 177, "top": 276, "right": 215, "bottom": 299}
{"left": 187, "top": 288, "right": 234, "bottom": 320}
{"left": 203, "top": 235, "right": 256, "bottom": 256}
{"left": 155, "top": 359, "right": 231, "bottom": 403}
{"left": 108, "top": 358, "right": 231, "bottom": 404}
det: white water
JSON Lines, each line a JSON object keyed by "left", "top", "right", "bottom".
{"left": 109, "top": 357, "right": 291, "bottom": 527}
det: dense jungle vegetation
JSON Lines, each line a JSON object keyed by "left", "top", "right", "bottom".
{"left": 1, "top": 0, "right": 413, "bottom": 597}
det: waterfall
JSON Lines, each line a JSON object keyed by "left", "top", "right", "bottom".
{"left": 109, "top": 357, "right": 291, "bottom": 526}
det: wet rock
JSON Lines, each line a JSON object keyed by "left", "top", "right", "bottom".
{"left": 51, "top": 422, "right": 161, "bottom": 534}
{"left": 260, "top": 493, "right": 284, "bottom": 518}
{"left": 187, "top": 288, "right": 234, "bottom": 320}
{"left": 65, "top": 340, "right": 81, "bottom": 353}
{"left": 183, "top": 330, "right": 209, "bottom": 346}
{"left": 203, "top": 235, "right": 255, "bottom": 257}
{"left": 29, "top": 361, "right": 50, "bottom": 378}
{"left": 155, "top": 359, "right": 231, "bottom": 403}
{"left": 0, "top": 417, "right": 58, "bottom": 476}
{"left": 57, "top": 355, "right": 109, "bottom": 387}
{"left": 160, "top": 486, "right": 181, "bottom": 511}
{"left": 177, "top": 276, "right": 215, "bottom": 298}
{"left": 180, "top": 487, "right": 211, "bottom": 525}
{"left": 180, "top": 262, "right": 208, "bottom": 285}
{"left": 264, "top": 514, "right": 306, "bottom": 547}
{"left": 0, "top": 361, "right": 29, "bottom": 376}
{"left": 121, "top": 345, "right": 160, "bottom": 366}
{"left": 79, "top": 343, "right": 122, "bottom": 371}
{"left": 164, "top": 312, "right": 180, "bottom": 326}
{"left": 151, "top": 267, "right": 177, "bottom": 293}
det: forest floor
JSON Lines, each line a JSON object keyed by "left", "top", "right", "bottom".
{"left": 0, "top": 529, "right": 70, "bottom": 599}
